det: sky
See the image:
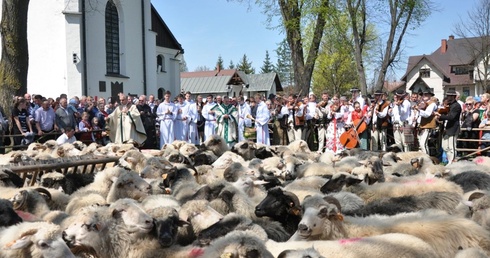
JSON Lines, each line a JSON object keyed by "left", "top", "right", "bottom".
{"left": 154, "top": 0, "right": 478, "bottom": 80}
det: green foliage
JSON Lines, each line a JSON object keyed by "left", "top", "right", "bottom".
{"left": 216, "top": 55, "right": 224, "bottom": 70}
{"left": 228, "top": 60, "right": 235, "bottom": 69}
{"left": 237, "top": 54, "right": 255, "bottom": 74}
{"left": 260, "top": 50, "right": 275, "bottom": 74}
{"left": 275, "top": 39, "right": 293, "bottom": 87}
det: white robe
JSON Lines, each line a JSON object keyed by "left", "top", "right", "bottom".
{"left": 156, "top": 101, "right": 177, "bottom": 148}
{"left": 255, "top": 101, "right": 271, "bottom": 146}
{"left": 238, "top": 102, "right": 252, "bottom": 142}
{"left": 174, "top": 102, "right": 189, "bottom": 141}
{"left": 187, "top": 103, "right": 199, "bottom": 145}
{"left": 202, "top": 102, "right": 217, "bottom": 141}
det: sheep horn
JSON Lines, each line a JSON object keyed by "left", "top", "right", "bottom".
{"left": 323, "top": 196, "right": 342, "bottom": 213}
{"left": 12, "top": 190, "right": 29, "bottom": 210}
{"left": 34, "top": 188, "right": 52, "bottom": 201}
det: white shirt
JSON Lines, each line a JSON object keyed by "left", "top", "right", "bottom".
{"left": 56, "top": 134, "right": 76, "bottom": 145}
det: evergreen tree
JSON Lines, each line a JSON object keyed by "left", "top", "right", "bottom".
{"left": 236, "top": 54, "right": 255, "bottom": 74}
{"left": 228, "top": 60, "right": 235, "bottom": 69}
{"left": 216, "top": 55, "right": 224, "bottom": 70}
{"left": 260, "top": 50, "right": 274, "bottom": 74}
{"left": 275, "top": 39, "right": 293, "bottom": 88}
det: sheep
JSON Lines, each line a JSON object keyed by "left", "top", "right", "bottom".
{"left": 145, "top": 206, "right": 191, "bottom": 247}
{"left": 465, "top": 191, "right": 490, "bottom": 231}
{"left": 117, "top": 149, "right": 148, "bottom": 172}
{"left": 179, "top": 200, "right": 224, "bottom": 236}
{"left": 255, "top": 187, "right": 302, "bottom": 235}
{"left": 190, "top": 149, "right": 218, "bottom": 166}
{"left": 162, "top": 167, "right": 201, "bottom": 203}
{"left": 201, "top": 231, "right": 274, "bottom": 258}
{"left": 295, "top": 162, "right": 336, "bottom": 178}
{"left": 231, "top": 141, "right": 257, "bottom": 160}
{"left": 232, "top": 176, "right": 267, "bottom": 204}
{"left": 105, "top": 170, "right": 152, "bottom": 202}
{"left": 321, "top": 175, "right": 464, "bottom": 203}
{"left": 197, "top": 212, "right": 269, "bottom": 246}
{"left": 9, "top": 187, "right": 53, "bottom": 218}
{"left": 141, "top": 194, "right": 180, "bottom": 211}
{"left": 449, "top": 171, "right": 490, "bottom": 192}
{"left": 64, "top": 193, "right": 107, "bottom": 215}
{"left": 268, "top": 233, "right": 438, "bottom": 258}
{"left": 350, "top": 157, "right": 385, "bottom": 184}
{"left": 0, "top": 198, "right": 23, "bottom": 227}
{"left": 0, "top": 221, "right": 75, "bottom": 258}
{"left": 473, "top": 156, "right": 490, "bottom": 171}
{"left": 202, "top": 134, "right": 229, "bottom": 156}
{"left": 344, "top": 191, "right": 462, "bottom": 217}
{"left": 455, "top": 247, "right": 490, "bottom": 258}
{"left": 40, "top": 172, "right": 95, "bottom": 195}
{"left": 0, "top": 168, "right": 23, "bottom": 188}
{"left": 223, "top": 162, "right": 259, "bottom": 182}
{"left": 293, "top": 195, "right": 490, "bottom": 258}
{"left": 63, "top": 198, "right": 154, "bottom": 258}
{"left": 277, "top": 247, "right": 325, "bottom": 258}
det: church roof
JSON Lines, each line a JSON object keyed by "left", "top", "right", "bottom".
{"left": 151, "top": 5, "right": 184, "bottom": 52}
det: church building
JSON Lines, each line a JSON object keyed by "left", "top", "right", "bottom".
{"left": 0, "top": 0, "right": 184, "bottom": 100}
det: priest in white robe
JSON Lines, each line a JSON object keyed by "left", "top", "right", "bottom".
{"left": 174, "top": 94, "right": 189, "bottom": 141}
{"left": 237, "top": 96, "right": 252, "bottom": 142}
{"left": 107, "top": 93, "right": 147, "bottom": 145}
{"left": 156, "top": 91, "right": 177, "bottom": 148}
{"left": 186, "top": 93, "right": 199, "bottom": 145}
{"left": 213, "top": 96, "right": 238, "bottom": 148}
{"left": 202, "top": 95, "right": 217, "bottom": 141}
{"left": 254, "top": 94, "right": 271, "bottom": 146}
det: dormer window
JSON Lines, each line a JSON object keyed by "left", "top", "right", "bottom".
{"left": 419, "top": 68, "right": 430, "bottom": 78}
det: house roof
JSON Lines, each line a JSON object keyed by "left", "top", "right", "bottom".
{"left": 181, "top": 76, "right": 232, "bottom": 94}
{"left": 151, "top": 5, "right": 183, "bottom": 52}
{"left": 402, "top": 36, "right": 489, "bottom": 86}
{"left": 247, "top": 73, "right": 283, "bottom": 92}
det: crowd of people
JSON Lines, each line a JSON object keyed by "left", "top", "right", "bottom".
{"left": 4, "top": 87, "right": 490, "bottom": 164}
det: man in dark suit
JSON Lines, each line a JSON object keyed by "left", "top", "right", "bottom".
{"left": 435, "top": 90, "right": 462, "bottom": 164}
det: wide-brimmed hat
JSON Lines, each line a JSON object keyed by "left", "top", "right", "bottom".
{"left": 446, "top": 90, "right": 457, "bottom": 96}
{"left": 374, "top": 90, "right": 384, "bottom": 95}
{"left": 395, "top": 89, "right": 406, "bottom": 97}
{"left": 350, "top": 88, "right": 360, "bottom": 92}
{"left": 422, "top": 88, "right": 434, "bottom": 96}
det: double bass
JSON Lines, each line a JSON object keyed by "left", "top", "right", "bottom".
{"left": 339, "top": 117, "right": 368, "bottom": 149}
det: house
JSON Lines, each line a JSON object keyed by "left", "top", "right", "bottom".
{"left": 181, "top": 68, "right": 282, "bottom": 99}
{"left": 0, "top": 0, "right": 183, "bottom": 100}
{"left": 402, "top": 35, "right": 489, "bottom": 101}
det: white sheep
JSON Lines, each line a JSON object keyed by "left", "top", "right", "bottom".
{"left": 268, "top": 233, "right": 437, "bottom": 258}
{"left": 202, "top": 231, "right": 274, "bottom": 258}
{"left": 0, "top": 221, "right": 75, "bottom": 258}
{"left": 293, "top": 195, "right": 490, "bottom": 258}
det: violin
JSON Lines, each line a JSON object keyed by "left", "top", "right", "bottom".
{"left": 416, "top": 101, "right": 427, "bottom": 111}
{"left": 437, "top": 100, "right": 450, "bottom": 115}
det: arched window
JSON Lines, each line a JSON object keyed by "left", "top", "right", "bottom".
{"left": 157, "top": 55, "right": 165, "bottom": 72}
{"left": 157, "top": 88, "right": 165, "bottom": 100}
{"left": 105, "top": 1, "right": 120, "bottom": 74}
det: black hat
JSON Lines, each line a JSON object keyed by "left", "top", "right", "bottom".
{"left": 422, "top": 88, "right": 434, "bottom": 96}
{"left": 374, "top": 90, "right": 384, "bottom": 95}
{"left": 268, "top": 93, "right": 276, "bottom": 100}
{"left": 350, "top": 88, "right": 360, "bottom": 92}
{"left": 445, "top": 90, "right": 457, "bottom": 96}
{"left": 395, "top": 89, "right": 406, "bottom": 97}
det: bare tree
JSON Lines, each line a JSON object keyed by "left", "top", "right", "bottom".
{"left": 0, "top": 0, "right": 29, "bottom": 114}
{"left": 454, "top": 0, "right": 490, "bottom": 93}
{"left": 346, "top": 0, "right": 433, "bottom": 94}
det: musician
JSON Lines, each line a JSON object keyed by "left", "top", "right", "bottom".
{"left": 371, "top": 90, "right": 390, "bottom": 151}
{"left": 325, "top": 94, "right": 345, "bottom": 153}
{"left": 272, "top": 96, "right": 289, "bottom": 145}
{"left": 237, "top": 96, "right": 252, "bottom": 142}
{"left": 415, "top": 89, "right": 438, "bottom": 154}
{"left": 434, "top": 90, "right": 461, "bottom": 164}
{"left": 389, "top": 89, "right": 412, "bottom": 152}
{"left": 346, "top": 101, "right": 368, "bottom": 150}
{"left": 317, "top": 92, "right": 330, "bottom": 153}
{"left": 286, "top": 94, "right": 306, "bottom": 142}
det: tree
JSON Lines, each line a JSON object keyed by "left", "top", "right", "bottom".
{"left": 454, "top": 0, "right": 490, "bottom": 93}
{"left": 275, "top": 38, "right": 293, "bottom": 88}
{"left": 229, "top": 0, "right": 329, "bottom": 94}
{"left": 216, "top": 55, "right": 224, "bottom": 70}
{"left": 194, "top": 65, "right": 212, "bottom": 72}
{"left": 345, "top": 0, "right": 433, "bottom": 94}
{"left": 179, "top": 56, "right": 188, "bottom": 72}
{"left": 228, "top": 60, "right": 235, "bottom": 69}
{"left": 260, "top": 50, "right": 274, "bottom": 73}
{"left": 236, "top": 54, "right": 255, "bottom": 74}
{"left": 0, "top": 0, "right": 29, "bottom": 115}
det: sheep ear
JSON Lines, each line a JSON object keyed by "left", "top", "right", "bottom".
{"left": 112, "top": 209, "right": 123, "bottom": 218}
{"left": 277, "top": 250, "right": 293, "bottom": 258}
{"left": 177, "top": 219, "right": 191, "bottom": 227}
{"left": 5, "top": 229, "right": 37, "bottom": 250}
{"left": 463, "top": 201, "right": 474, "bottom": 207}
{"left": 468, "top": 192, "right": 485, "bottom": 202}
{"left": 345, "top": 177, "right": 363, "bottom": 187}
{"left": 320, "top": 178, "right": 345, "bottom": 193}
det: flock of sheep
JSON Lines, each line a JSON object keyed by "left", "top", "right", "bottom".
{"left": 1, "top": 136, "right": 490, "bottom": 257}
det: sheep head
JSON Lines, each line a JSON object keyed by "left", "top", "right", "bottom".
{"left": 296, "top": 195, "right": 343, "bottom": 239}
{"left": 255, "top": 187, "right": 301, "bottom": 219}
{"left": 110, "top": 198, "right": 153, "bottom": 234}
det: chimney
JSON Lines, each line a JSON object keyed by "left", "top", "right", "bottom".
{"left": 449, "top": 35, "right": 455, "bottom": 40}
{"left": 216, "top": 64, "right": 221, "bottom": 73}
{"left": 441, "top": 39, "right": 447, "bottom": 53}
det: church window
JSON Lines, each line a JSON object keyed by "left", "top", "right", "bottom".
{"left": 105, "top": 1, "right": 120, "bottom": 75}
{"left": 157, "top": 55, "right": 166, "bottom": 73}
